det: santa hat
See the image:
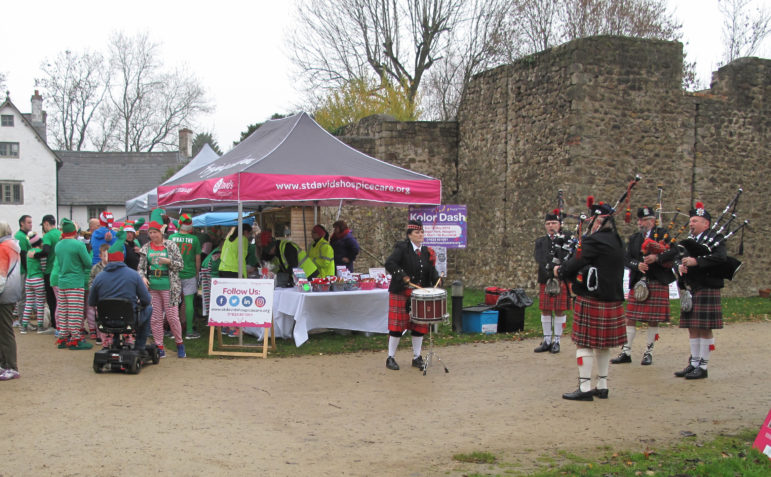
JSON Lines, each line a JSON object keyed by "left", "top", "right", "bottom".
{"left": 107, "top": 230, "right": 127, "bottom": 262}
{"left": 689, "top": 201, "right": 711, "bottom": 221}
{"left": 99, "top": 211, "right": 114, "bottom": 227}
{"left": 179, "top": 213, "right": 193, "bottom": 225}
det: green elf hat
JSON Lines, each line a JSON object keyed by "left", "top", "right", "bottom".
{"left": 61, "top": 218, "right": 77, "bottom": 237}
{"left": 179, "top": 213, "right": 193, "bottom": 225}
{"left": 148, "top": 208, "right": 166, "bottom": 231}
{"left": 107, "top": 230, "right": 127, "bottom": 262}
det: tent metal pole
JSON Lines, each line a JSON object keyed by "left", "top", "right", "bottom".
{"left": 302, "top": 206, "right": 308, "bottom": 251}
{"left": 237, "top": 201, "right": 244, "bottom": 278}
{"left": 336, "top": 200, "right": 343, "bottom": 220}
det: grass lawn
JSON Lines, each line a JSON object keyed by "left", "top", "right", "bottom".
{"left": 168, "top": 289, "right": 770, "bottom": 359}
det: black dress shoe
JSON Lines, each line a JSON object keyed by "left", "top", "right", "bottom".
{"left": 610, "top": 352, "right": 632, "bottom": 364}
{"left": 593, "top": 388, "right": 609, "bottom": 399}
{"left": 641, "top": 352, "right": 652, "bottom": 366}
{"left": 386, "top": 356, "right": 399, "bottom": 370}
{"left": 412, "top": 356, "right": 425, "bottom": 369}
{"left": 562, "top": 388, "right": 594, "bottom": 401}
{"left": 550, "top": 342, "right": 560, "bottom": 354}
{"left": 685, "top": 367, "right": 708, "bottom": 379}
{"left": 674, "top": 364, "right": 695, "bottom": 377}
{"left": 534, "top": 341, "right": 552, "bottom": 353}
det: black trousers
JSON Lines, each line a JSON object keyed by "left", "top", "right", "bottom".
{"left": 43, "top": 273, "right": 57, "bottom": 327}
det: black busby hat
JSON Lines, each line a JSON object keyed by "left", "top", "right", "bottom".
{"left": 544, "top": 209, "right": 562, "bottom": 222}
{"left": 587, "top": 196, "right": 614, "bottom": 216}
{"left": 689, "top": 201, "right": 711, "bottom": 221}
{"left": 637, "top": 206, "right": 655, "bottom": 219}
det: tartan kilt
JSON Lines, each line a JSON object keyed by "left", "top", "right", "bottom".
{"left": 679, "top": 288, "right": 723, "bottom": 329}
{"left": 539, "top": 282, "right": 571, "bottom": 313}
{"left": 388, "top": 291, "right": 428, "bottom": 334}
{"left": 626, "top": 281, "right": 670, "bottom": 323}
{"left": 571, "top": 296, "right": 626, "bottom": 348}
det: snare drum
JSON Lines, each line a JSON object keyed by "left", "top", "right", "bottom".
{"left": 410, "top": 288, "right": 448, "bottom": 324}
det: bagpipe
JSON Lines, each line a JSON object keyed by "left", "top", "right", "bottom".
{"left": 676, "top": 188, "right": 748, "bottom": 281}
{"left": 545, "top": 176, "right": 640, "bottom": 294}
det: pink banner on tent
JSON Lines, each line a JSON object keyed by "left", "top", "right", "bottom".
{"left": 158, "top": 173, "right": 442, "bottom": 206}
{"left": 158, "top": 174, "right": 240, "bottom": 204}
{"left": 240, "top": 173, "right": 441, "bottom": 204}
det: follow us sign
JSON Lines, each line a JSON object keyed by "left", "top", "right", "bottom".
{"left": 208, "top": 278, "right": 275, "bottom": 328}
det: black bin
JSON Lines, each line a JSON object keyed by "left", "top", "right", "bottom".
{"left": 496, "top": 306, "right": 525, "bottom": 333}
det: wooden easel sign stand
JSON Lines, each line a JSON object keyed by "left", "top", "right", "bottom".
{"left": 207, "top": 278, "right": 275, "bottom": 358}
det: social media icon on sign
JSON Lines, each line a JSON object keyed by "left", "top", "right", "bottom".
{"left": 229, "top": 296, "right": 240, "bottom": 306}
{"left": 216, "top": 296, "right": 227, "bottom": 306}
{"left": 242, "top": 296, "right": 253, "bottom": 307}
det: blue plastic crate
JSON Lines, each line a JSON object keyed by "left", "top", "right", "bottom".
{"left": 462, "top": 306, "right": 498, "bottom": 334}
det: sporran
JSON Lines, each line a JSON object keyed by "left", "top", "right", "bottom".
{"left": 633, "top": 279, "right": 649, "bottom": 302}
{"left": 545, "top": 278, "right": 561, "bottom": 296}
{"left": 680, "top": 289, "right": 693, "bottom": 312}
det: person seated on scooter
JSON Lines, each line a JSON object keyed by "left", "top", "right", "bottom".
{"left": 88, "top": 232, "right": 152, "bottom": 354}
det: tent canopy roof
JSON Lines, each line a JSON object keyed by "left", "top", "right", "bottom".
{"left": 158, "top": 113, "right": 441, "bottom": 208}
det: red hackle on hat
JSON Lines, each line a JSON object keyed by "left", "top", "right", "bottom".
{"left": 695, "top": 201, "right": 704, "bottom": 209}
{"left": 586, "top": 196, "right": 594, "bottom": 209}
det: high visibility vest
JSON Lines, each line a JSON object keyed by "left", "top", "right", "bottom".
{"left": 309, "top": 237, "right": 335, "bottom": 277}
{"left": 276, "top": 240, "right": 317, "bottom": 278}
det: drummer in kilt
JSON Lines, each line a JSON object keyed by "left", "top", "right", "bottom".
{"left": 659, "top": 202, "right": 726, "bottom": 380}
{"left": 384, "top": 220, "right": 441, "bottom": 371}
{"left": 555, "top": 200, "right": 625, "bottom": 401}
{"left": 611, "top": 207, "right": 675, "bottom": 366}
{"left": 533, "top": 210, "right": 572, "bottom": 353}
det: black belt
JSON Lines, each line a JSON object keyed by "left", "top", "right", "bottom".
{"left": 149, "top": 269, "right": 169, "bottom": 278}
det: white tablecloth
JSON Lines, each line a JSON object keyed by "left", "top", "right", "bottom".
{"left": 244, "top": 288, "right": 389, "bottom": 346}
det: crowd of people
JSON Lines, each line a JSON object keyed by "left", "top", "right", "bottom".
{"left": 0, "top": 209, "right": 364, "bottom": 380}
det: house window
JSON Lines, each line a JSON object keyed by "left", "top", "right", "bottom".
{"left": 87, "top": 206, "right": 111, "bottom": 220}
{"left": 0, "top": 115, "right": 13, "bottom": 127}
{"left": 0, "top": 182, "right": 23, "bottom": 204}
{"left": 0, "top": 142, "right": 20, "bottom": 158}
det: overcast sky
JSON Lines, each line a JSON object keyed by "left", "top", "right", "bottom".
{"left": 1, "top": 0, "right": 769, "bottom": 151}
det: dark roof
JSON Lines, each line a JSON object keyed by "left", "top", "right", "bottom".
{"left": 56, "top": 151, "right": 184, "bottom": 205}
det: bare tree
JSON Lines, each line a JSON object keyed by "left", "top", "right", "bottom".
{"left": 290, "top": 0, "right": 465, "bottom": 107}
{"left": 103, "top": 32, "right": 211, "bottom": 152}
{"left": 719, "top": 0, "right": 771, "bottom": 64}
{"left": 517, "top": 0, "right": 561, "bottom": 53}
{"left": 423, "top": 0, "right": 513, "bottom": 119}
{"left": 0, "top": 72, "right": 6, "bottom": 92}
{"left": 560, "top": 0, "right": 681, "bottom": 41}
{"left": 35, "top": 50, "right": 109, "bottom": 151}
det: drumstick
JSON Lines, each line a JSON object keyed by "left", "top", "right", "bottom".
{"left": 407, "top": 281, "right": 423, "bottom": 289}
{"left": 434, "top": 277, "right": 442, "bottom": 288}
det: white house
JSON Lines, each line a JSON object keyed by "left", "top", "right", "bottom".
{"left": 0, "top": 91, "right": 60, "bottom": 232}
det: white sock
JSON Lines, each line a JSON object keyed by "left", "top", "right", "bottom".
{"left": 623, "top": 326, "right": 636, "bottom": 354}
{"left": 595, "top": 349, "right": 610, "bottom": 390}
{"left": 646, "top": 326, "right": 658, "bottom": 352}
{"left": 699, "top": 338, "right": 714, "bottom": 369}
{"left": 689, "top": 338, "right": 700, "bottom": 367}
{"left": 576, "top": 349, "right": 594, "bottom": 392}
{"left": 541, "top": 315, "right": 553, "bottom": 343}
{"left": 554, "top": 315, "right": 567, "bottom": 342}
{"left": 412, "top": 336, "right": 423, "bottom": 359}
{"left": 388, "top": 336, "right": 400, "bottom": 358}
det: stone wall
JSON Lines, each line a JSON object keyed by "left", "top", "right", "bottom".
{"left": 329, "top": 36, "right": 768, "bottom": 296}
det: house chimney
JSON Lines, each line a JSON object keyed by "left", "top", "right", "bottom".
{"left": 30, "top": 90, "right": 47, "bottom": 142}
{"left": 179, "top": 128, "right": 193, "bottom": 158}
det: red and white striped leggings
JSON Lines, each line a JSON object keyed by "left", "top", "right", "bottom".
{"left": 22, "top": 276, "right": 46, "bottom": 326}
{"left": 59, "top": 288, "right": 85, "bottom": 341}
{"left": 150, "top": 289, "right": 183, "bottom": 347}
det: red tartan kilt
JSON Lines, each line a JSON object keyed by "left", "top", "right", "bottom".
{"left": 679, "top": 288, "right": 723, "bottom": 329}
{"left": 626, "top": 281, "right": 670, "bottom": 323}
{"left": 388, "top": 291, "right": 429, "bottom": 334}
{"left": 539, "top": 282, "right": 571, "bottom": 313}
{"left": 571, "top": 296, "right": 626, "bottom": 348}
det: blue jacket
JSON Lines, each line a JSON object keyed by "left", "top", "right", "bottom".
{"left": 88, "top": 261, "right": 151, "bottom": 310}
{"left": 90, "top": 226, "right": 118, "bottom": 265}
